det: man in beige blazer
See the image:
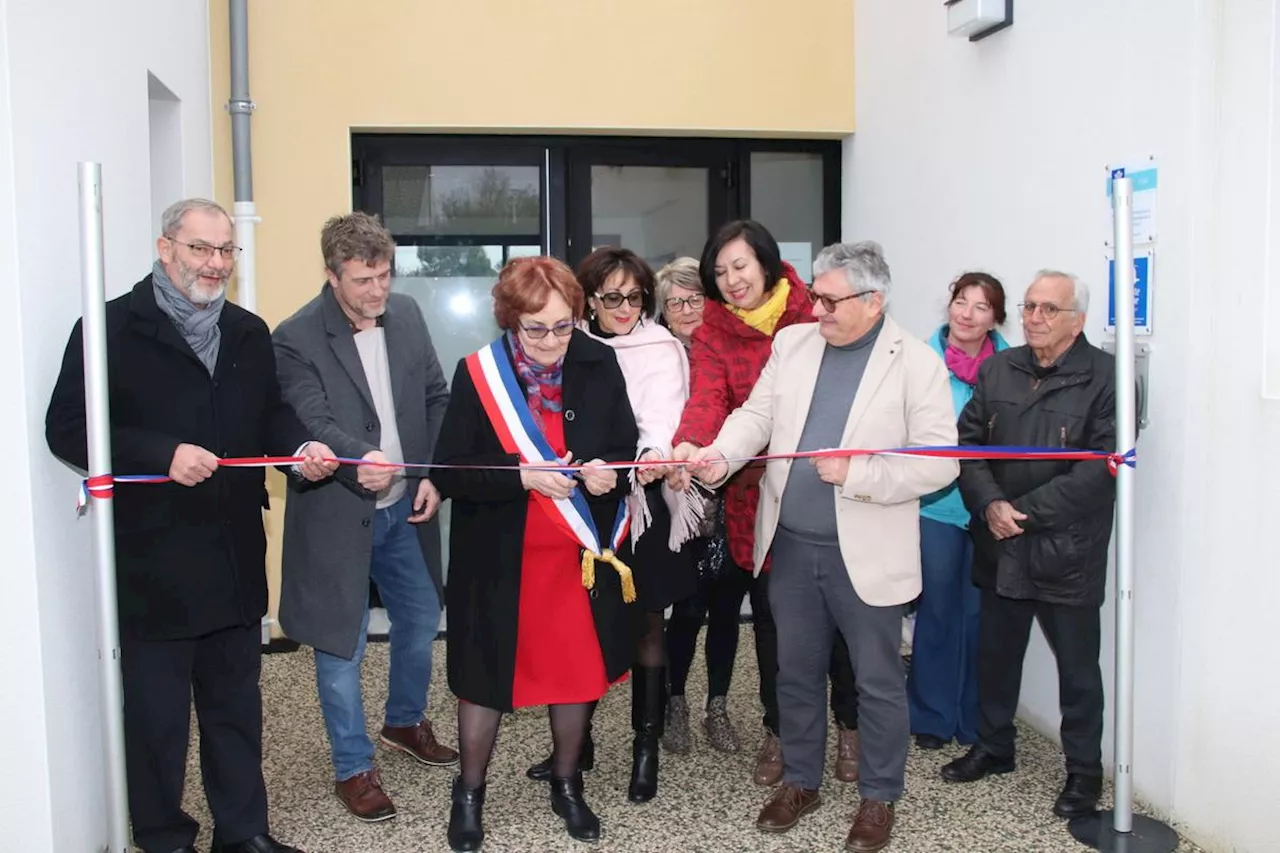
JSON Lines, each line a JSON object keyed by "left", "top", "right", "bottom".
{"left": 688, "top": 242, "right": 959, "bottom": 852}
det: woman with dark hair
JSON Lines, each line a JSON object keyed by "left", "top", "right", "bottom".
{"left": 909, "top": 271, "right": 1010, "bottom": 751}
{"left": 535, "top": 246, "right": 696, "bottom": 803}
{"left": 668, "top": 220, "right": 861, "bottom": 788}
{"left": 432, "top": 256, "right": 640, "bottom": 850}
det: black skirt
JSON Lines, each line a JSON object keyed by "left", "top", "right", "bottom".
{"left": 631, "top": 482, "right": 698, "bottom": 612}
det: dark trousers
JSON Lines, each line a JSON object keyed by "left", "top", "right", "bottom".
{"left": 751, "top": 569, "right": 859, "bottom": 734}
{"left": 121, "top": 623, "right": 268, "bottom": 853}
{"left": 667, "top": 564, "right": 751, "bottom": 702}
{"left": 907, "top": 518, "right": 980, "bottom": 743}
{"left": 768, "top": 530, "right": 906, "bottom": 799}
{"left": 977, "top": 589, "right": 1105, "bottom": 776}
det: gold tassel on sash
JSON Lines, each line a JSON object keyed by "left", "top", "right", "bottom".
{"left": 581, "top": 548, "right": 637, "bottom": 603}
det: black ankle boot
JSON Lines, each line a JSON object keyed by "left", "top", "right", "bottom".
{"left": 526, "top": 729, "right": 595, "bottom": 782}
{"left": 627, "top": 665, "right": 665, "bottom": 803}
{"left": 447, "top": 777, "right": 486, "bottom": 852}
{"left": 549, "top": 772, "right": 601, "bottom": 842}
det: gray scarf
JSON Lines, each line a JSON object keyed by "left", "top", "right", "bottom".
{"left": 151, "top": 259, "right": 225, "bottom": 375}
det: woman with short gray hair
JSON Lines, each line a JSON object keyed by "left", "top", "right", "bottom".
{"left": 653, "top": 257, "right": 745, "bottom": 755}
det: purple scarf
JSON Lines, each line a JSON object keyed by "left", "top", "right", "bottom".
{"left": 944, "top": 333, "right": 996, "bottom": 386}
{"left": 507, "top": 330, "right": 563, "bottom": 430}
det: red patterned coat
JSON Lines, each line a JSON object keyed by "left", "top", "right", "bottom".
{"left": 672, "top": 264, "right": 814, "bottom": 572}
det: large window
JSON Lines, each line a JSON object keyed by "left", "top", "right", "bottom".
{"left": 351, "top": 134, "right": 840, "bottom": 581}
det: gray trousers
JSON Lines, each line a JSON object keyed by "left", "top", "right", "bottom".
{"left": 769, "top": 528, "right": 908, "bottom": 801}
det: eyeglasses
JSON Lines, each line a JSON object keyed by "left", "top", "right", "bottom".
{"left": 594, "top": 291, "right": 644, "bottom": 309}
{"left": 807, "top": 287, "right": 876, "bottom": 313}
{"left": 167, "top": 238, "right": 242, "bottom": 262}
{"left": 1019, "top": 301, "right": 1078, "bottom": 320}
{"left": 664, "top": 294, "right": 706, "bottom": 313}
{"left": 519, "top": 321, "right": 575, "bottom": 340}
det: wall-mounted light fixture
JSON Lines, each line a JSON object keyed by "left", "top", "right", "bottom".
{"left": 945, "top": 0, "right": 1013, "bottom": 42}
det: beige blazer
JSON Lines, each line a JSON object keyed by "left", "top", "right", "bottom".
{"left": 710, "top": 315, "right": 959, "bottom": 607}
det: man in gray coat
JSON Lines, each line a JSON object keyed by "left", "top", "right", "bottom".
{"left": 273, "top": 212, "right": 457, "bottom": 823}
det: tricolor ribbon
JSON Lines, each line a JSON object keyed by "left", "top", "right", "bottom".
{"left": 78, "top": 445, "right": 1135, "bottom": 506}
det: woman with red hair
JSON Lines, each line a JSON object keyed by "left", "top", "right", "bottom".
{"left": 432, "top": 256, "right": 640, "bottom": 851}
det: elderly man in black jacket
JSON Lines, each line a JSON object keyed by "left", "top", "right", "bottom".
{"left": 941, "top": 270, "right": 1116, "bottom": 820}
{"left": 46, "top": 198, "right": 338, "bottom": 853}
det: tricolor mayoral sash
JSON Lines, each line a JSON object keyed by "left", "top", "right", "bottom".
{"left": 465, "top": 338, "right": 635, "bottom": 603}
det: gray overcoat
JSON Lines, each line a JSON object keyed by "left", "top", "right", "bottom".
{"left": 273, "top": 285, "right": 450, "bottom": 658}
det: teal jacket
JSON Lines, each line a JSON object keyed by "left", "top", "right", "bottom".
{"left": 919, "top": 325, "right": 1010, "bottom": 529}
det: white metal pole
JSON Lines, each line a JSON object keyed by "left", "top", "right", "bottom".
{"left": 78, "top": 162, "right": 131, "bottom": 853}
{"left": 234, "top": 200, "right": 258, "bottom": 312}
{"left": 1111, "top": 176, "right": 1137, "bottom": 834}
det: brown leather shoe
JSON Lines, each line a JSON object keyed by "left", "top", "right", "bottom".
{"left": 753, "top": 731, "right": 784, "bottom": 786}
{"left": 380, "top": 719, "right": 459, "bottom": 766}
{"left": 755, "top": 783, "right": 821, "bottom": 833}
{"left": 835, "top": 726, "right": 860, "bottom": 782}
{"left": 335, "top": 769, "right": 396, "bottom": 822}
{"left": 845, "top": 799, "right": 895, "bottom": 852}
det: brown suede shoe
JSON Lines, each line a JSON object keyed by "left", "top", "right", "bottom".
{"left": 835, "top": 726, "right": 860, "bottom": 783}
{"left": 845, "top": 799, "right": 895, "bottom": 852}
{"left": 753, "top": 731, "right": 784, "bottom": 786}
{"left": 335, "top": 769, "right": 396, "bottom": 823}
{"left": 755, "top": 783, "right": 821, "bottom": 833}
{"left": 379, "top": 719, "right": 459, "bottom": 766}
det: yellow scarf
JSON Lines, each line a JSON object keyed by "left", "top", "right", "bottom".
{"left": 728, "top": 278, "right": 792, "bottom": 336}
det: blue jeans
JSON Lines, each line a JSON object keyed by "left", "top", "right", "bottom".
{"left": 314, "top": 492, "right": 442, "bottom": 781}
{"left": 907, "top": 517, "right": 980, "bottom": 744}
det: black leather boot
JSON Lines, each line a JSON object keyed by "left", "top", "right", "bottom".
{"left": 549, "top": 772, "right": 602, "bottom": 842}
{"left": 447, "top": 777, "right": 486, "bottom": 852}
{"left": 526, "top": 727, "right": 595, "bottom": 782}
{"left": 627, "top": 666, "right": 665, "bottom": 803}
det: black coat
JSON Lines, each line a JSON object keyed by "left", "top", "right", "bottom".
{"left": 432, "top": 331, "right": 642, "bottom": 711}
{"left": 45, "top": 277, "right": 309, "bottom": 640}
{"left": 957, "top": 335, "right": 1117, "bottom": 607}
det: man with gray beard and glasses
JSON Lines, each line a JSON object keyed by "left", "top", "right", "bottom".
{"left": 46, "top": 198, "right": 338, "bottom": 853}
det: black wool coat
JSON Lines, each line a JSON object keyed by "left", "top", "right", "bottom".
{"left": 957, "top": 335, "right": 1118, "bottom": 607}
{"left": 432, "top": 331, "right": 642, "bottom": 711}
{"left": 46, "top": 277, "right": 310, "bottom": 640}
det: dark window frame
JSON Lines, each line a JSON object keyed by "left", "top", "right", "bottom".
{"left": 352, "top": 133, "right": 841, "bottom": 273}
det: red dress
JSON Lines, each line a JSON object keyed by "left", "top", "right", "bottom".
{"left": 510, "top": 410, "right": 622, "bottom": 707}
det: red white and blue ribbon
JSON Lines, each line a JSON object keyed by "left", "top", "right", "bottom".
{"left": 76, "top": 445, "right": 1136, "bottom": 512}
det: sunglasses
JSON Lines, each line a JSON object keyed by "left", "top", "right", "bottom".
{"left": 595, "top": 291, "right": 644, "bottom": 309}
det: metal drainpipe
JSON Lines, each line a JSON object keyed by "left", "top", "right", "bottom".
{"left": 229, "top": 0, "right": 271, "bottom": 645}
{"left": 228, "top": 0, "right": 257, "bottom": 314}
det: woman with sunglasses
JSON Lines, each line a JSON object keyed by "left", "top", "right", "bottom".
{"left": 432, "top": 256, "right": 641, "bottom": 850}
{"left": 526, "top": 246, "right": 697, "bottom": 803}
{"left": 667, "top": 220, "right": 861, "bottom": 789}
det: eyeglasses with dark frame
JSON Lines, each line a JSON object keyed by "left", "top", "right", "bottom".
{"left": 166, "top": 238, "right": 243, "bottom": 262}
{"left": 806, "top": 287, "right": 877, "bottom": 313}
{"left": 519, "top": 321, "right": 576, "bottom": 340}
{"left": 594, "top": 291, "right": 644, "bottom": 309}
{"left": 1018, "top": 301, "right": 1078, "bottom": 321}
{"left": 664, "top": 294, "right": 706, "bottom": 313}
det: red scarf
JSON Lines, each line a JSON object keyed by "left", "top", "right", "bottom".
{"left": 507, "top": 330, "right": 563, "bottom": 430}
{"left": 944, "top": 334, "right": 996, "bottom": 386}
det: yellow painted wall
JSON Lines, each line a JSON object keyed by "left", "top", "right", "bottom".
{"left": 207, "top": 0, "right": 855, "bottom": 633}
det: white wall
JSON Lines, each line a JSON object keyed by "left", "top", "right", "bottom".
{"left": 0, "top": 0, "right": 212, "bottom": 849}
{"left": 846, "top": 1, "right": 1280, "bottom": 851}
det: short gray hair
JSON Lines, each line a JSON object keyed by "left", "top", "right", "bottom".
{"left": 1032, "top": 269, "right": 1090, "bottom": 315}
{"left": 655, "top": 257, "right": 702, "bottom": 310}
{"left": 160, "top": 198, "right": 231, "bottom": 238}
{"left": 812, "top": 241, "right": 892, "bottom": 302}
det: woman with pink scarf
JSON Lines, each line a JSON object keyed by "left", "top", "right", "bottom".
{"left": 524, "top": 247, "right": 698, "bottom": 805}
{"left": 910, "top": 271, "right": 1009, "bottom": 751}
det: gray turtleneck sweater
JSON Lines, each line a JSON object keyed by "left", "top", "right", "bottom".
{"left": 778, "top": 316, "right": 884, "bottom": 543}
